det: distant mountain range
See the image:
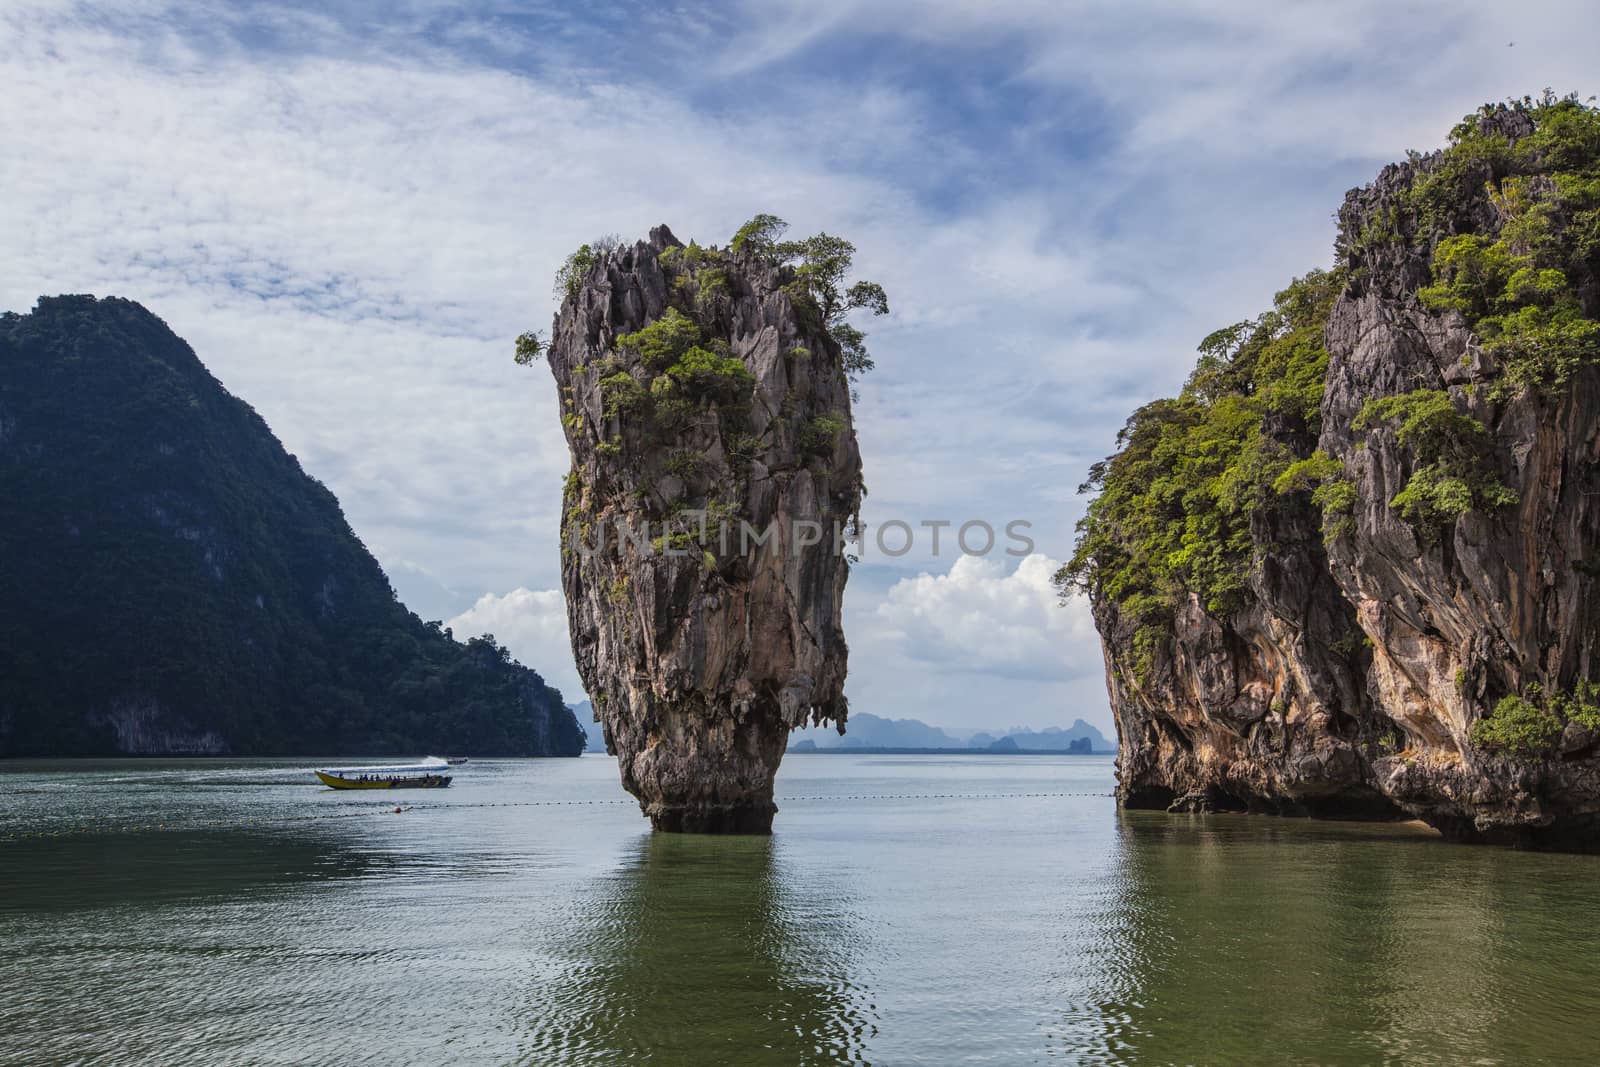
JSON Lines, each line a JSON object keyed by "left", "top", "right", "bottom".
{"left": 569, "top": 703, "right": 1111, "bottom": 756}
{"left": 788, "top": 713, "right": 1113, "bottom": 753}
{"left": 566, "top": 700, "right": 1113, "bottom": 758}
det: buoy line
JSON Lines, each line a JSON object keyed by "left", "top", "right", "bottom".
{"left": 0, "top": 792, "right": 1115, "bottom": 841}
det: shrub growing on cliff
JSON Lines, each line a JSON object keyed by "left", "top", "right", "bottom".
{"left": 799, "top": 413, "right": 847, "bottom": 454}
{"left": 1471, "top": 692, "right": 1564, "bottom": 758}
{"left": 553, "top": 236, "right": 619, "bottom": 303}
{"left": 730, "top": 214, "right": 788, "bottom": 257}
{"left": 1352, "top": 389, "right": 1517, "bottom": 530}
{"left": 513, "top": 330, "right": 544, "bottom": 365}
{"left": 1421, "top": 219, "right": 1600, "bottom": 398}
{"left": 666, "top": 344, "right": 753, "bottom": 401}
{"left": 1470, "top": 681, "right": 1600, "bottom": 758}
{"left": 1059, "top": 270, "right": 1343, "bottom": 671}
{"left": 1399, "top": 94, "right": 1600, "bottom": 397}
{"left": 1273, "top": 451, "right": 1357, "bottom": 541}
{"left": 1353, "top": 389, "right": 1485, "bottom": 458}
{"left": 1566, "top": 682, "right": 1600, "bottom": 731}
{"left": 646, "top": 376, "right": 696, "bottom": 434}
{"left": 694, "top": 267, "right": 730, "bottom": 315}
{"left": 618, "top": 308, "right": 700, "bottom": 370}
{"left": 614, "top": 309, "right": 751, "bottom": 401}
{"left": 600, "top": 372, "right": 648, "bottom": 417}
{"left": 728, "top": 214, "right": 889, "bottom": 386}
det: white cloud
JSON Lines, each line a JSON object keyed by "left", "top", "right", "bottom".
{"left": 719, "top": 0, "right": 1600, "bottom": 161}
{"left": 872, "top": 554, "right": 1102, "bottom": 681}
{"left": 445, "top": 587, "right": 583, "bottom": 700}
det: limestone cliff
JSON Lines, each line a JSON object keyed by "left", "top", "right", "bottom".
{"left": 1074, "top": 98, "right": 1600, "bottom": 849}
{"left": 547, "top": 225, "right": 864, "bottom": 832}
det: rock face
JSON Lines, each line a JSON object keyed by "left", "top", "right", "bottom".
{"left": 1090, "top": 103, "right": 1600, "bottom": 849}
{"left": 548, "top": 226, "right": 862, "bottom": 832}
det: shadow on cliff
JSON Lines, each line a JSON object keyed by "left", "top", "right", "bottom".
{"left": 521, "top": 832, "right": 874, "bottom": 1065}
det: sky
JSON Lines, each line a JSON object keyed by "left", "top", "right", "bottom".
{"left": 4, "top": 0, "right": 1597, "bottom": 735}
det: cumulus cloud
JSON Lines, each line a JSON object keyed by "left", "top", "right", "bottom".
{"left": 871, "top": 554, "right": 1102, "bottom": 682}
{"left": 445, "top": 587, "right": 583, "bottom": 700}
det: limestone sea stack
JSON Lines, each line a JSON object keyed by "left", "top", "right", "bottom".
{"left": 544, "top": 223, "right": 869, "bottom": 832}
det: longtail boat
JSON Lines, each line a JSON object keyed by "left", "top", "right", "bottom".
{"left": 314, "top": 757, "right": 452, "bottom": 789}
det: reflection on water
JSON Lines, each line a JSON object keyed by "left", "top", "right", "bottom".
{"left": 524, "top": 833, "right": 873, "bottom": 1066}
{"left": 3, "top": 755, "right": 1600, "bottom": 1065}
{"left": 0, "top": 827, "right": 401, "bottom": 1063}
{"left": 1078, "top": 812, "right": 1600, "bottom": 1066}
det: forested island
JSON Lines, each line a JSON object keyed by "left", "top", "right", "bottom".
{"left": 0, "top": 296, "right": 583, "bottom": 757}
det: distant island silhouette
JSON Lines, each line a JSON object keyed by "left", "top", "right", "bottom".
{"left": 569, "top": 704, "right": 1112, "bottom": 755}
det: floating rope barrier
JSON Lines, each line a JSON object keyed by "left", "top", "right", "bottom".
{"left": 0, "top": 792, "right": 1115, "bottom": 842}
{"left": 433, "top": 792, "right": 1115, "bottom": 807}
{"left": 786, "top": 792, "right": 1114, "bottom": 801}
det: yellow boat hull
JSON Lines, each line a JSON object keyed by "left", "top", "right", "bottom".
{"left": 315, "top": 771, "right": 452, "bottom": 789}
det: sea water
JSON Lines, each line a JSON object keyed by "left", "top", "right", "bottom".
{"left": 3, "top": 754, "right": 1597, "bottom": 1065}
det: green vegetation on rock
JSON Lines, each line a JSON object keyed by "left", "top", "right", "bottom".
{"left": 552, "top": 235, "right": 621, "bottom": 303}
{"left": 535, "top": 217, "right": 888, "bottom": 400}
{"left": 1272, "top": 451, "right": 1358, "bottom": 540}
{"left": 729, "top": 214, "right": 789, "bottom": 257}
{"left": 553, "top": 219, "right": 884, "bottom": 507}
{"left": 514, "top": 330, "right": 544, "bottom": 365}
{"left": 663, "top": 341, "right": 753, "bottom": 401}
{"left": 600, "top": 371, "right": 649, "bottom": 417}
{"left": 536, "top": 218, "right": 876, "bottom": 628}
{"left": 607, "top": 308, "right": 754, "bottom": 430}
{"left": 1407, "top": 94, "right": 1600, "bottom": 396}
{"left": 727, "top": 215, "right": 889, "bottom": 385}
{"left": 1353, "top": 389, "right": 1518, "bottom": 530}
{"left": 1057, "top": 270, "right": 1343, "bottom": 675}
{"left": 1470, "top": 681, "right": 1600, "bottom": 758}
{"left": 618, "top": 308, "right": 701, "bottom": 370}
{"left": 799, "top": 413, "right": 847, "bottom": 454}
{"left": 554, "top": 244, "right": 598, "bottom": 302}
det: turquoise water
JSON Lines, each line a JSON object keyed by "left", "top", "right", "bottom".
{"left": 3, "top": 754, "right": 1599, "bottom": 1065}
